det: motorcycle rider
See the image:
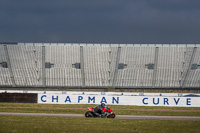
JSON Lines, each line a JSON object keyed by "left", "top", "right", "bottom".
{"left": 94, "top": 103, "right": 106, "bottom": 117}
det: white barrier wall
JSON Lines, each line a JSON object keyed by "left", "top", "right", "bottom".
{"left": 37, "top": 94, "right": 200, "bottom": 107}
{"left": 1, "top": 90, "right": 200, "bottom": 107}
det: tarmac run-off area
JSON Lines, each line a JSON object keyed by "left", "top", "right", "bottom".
{"left": 0, "top": 112, "right": 200, "bottom": 121}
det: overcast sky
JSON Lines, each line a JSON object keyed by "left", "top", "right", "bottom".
{"left": 0, "top": 0, "right": 200, "bottom": 44}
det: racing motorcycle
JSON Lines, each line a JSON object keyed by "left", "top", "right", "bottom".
{"left": 85, "top": 106, "right": 115, "bottom": 118}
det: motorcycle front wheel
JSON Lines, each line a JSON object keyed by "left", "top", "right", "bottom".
{"left": 106, "top": 113, "right": 115, "bottom": 118}
{"left": 111, "top": 113, "right": 115, "bottom": 118}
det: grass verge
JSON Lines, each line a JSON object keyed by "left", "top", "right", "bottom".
{"left": 0, "top": 116, "right": 200, "bottom": 133}
{"left": 0, "top": 103, "right": 200, "bottom": 116}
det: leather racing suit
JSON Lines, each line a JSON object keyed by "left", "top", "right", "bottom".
{"left": 94, "top": 105, "right": 106, "bottom": 117}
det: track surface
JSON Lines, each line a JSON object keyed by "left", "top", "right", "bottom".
{"left": 1, "top": 107, "right": 200, "bottom": 112}
{"left": 0, "top": 112, "right": 200, "bottom": 121}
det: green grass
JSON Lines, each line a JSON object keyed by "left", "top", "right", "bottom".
{"left": 1, "top": 103, "right": 200, "bottom": 110}
{"left": 0, "top": 116, "right": 200, "bottom": 133}
{"left": 0, "top": 103, "right": 200, "bottom": 116}
{"left": 0, "top": 103, "right": 200, "bottom": 133}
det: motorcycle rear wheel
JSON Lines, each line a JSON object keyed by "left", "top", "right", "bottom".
{"left": 85, "top": 111, "right": 93, "bottom": 117}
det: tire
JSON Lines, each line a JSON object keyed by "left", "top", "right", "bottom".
{"left": 85, "top": 111, "right": 93, "bottom": 117}
{"left": 106, "top": 113, "right": 115, "bottom": 118}
{"left": 111, "top": 113, "right": 115, "bottom": 118}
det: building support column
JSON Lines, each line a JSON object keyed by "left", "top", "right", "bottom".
{"left": 181, "top": 47, "right": 197, "bottom": 88}
{"left": 152, "top": 47, "right": 159, "bottom": 87}
{"left": 4, "top": 45, "right": 16, "bottom": 87}
{"left": 112, "top": 46, "right": 121, "bottom": 88}
{"left": 42, "top": 46, "right": 46, "bottom": 87}
{"left": 80, "top": 46, "right": 85, "bottom": 87}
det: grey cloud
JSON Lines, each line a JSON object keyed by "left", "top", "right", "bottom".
{"left": 0, "top": 0, "right": 200, "bottom": 44}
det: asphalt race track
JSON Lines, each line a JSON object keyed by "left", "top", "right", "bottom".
{"left": 0, "top": 112, "right": 200, "bottom": 121}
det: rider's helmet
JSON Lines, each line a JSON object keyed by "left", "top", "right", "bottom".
{"left": 101, "top": 103, "right": 106, "bottom": 108}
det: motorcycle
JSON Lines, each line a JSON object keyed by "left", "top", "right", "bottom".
{"left": 85, "top": 106, "right": 115, "bottom": 118}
